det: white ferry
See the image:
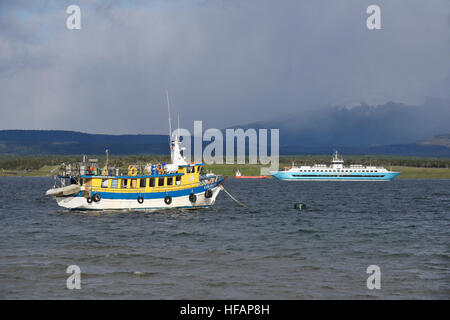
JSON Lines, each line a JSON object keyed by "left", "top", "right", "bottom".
{"left": 270, "top": 151, "right": 400, "bottom": 181}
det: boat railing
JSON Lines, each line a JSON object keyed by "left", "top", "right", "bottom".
{"left": 85, "top": 179, "right": 216, "bottom": 194}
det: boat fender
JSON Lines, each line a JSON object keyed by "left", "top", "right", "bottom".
{"left": 189, "top": 193, "right": 197, "bottom": 203}
{"left": 93, "top": 193, "right": 101, "bottom": 202}
{"left": 164, "top": 195, "right": 172, "bottom": 205}
{"left": 86, "top": 197, "right": 93, "bottom": 204}
{"left": 205, "top": 189, "right": 213, "bottom": 198}
{"left": 137, "top": 196, "right": 144, "bottom": 204}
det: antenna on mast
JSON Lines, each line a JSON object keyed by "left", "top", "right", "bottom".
{"left": 165, "top": 89, "right": 172, "bottom": 141}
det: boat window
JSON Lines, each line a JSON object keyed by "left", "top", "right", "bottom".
{"left": 101, "top": 179, "right": 109, "bottom": 188}
{"left": 149, "top": 178, "right": 155, "bottom": 187}
{"left": 167, "top": 177, "right": 173, "bottom": 186}
{"left": 121, "top": 179, "right": 128, "bottom": 188}
{"left": 176, "top": 176, "right": 181, "bottom": 185}
{"left": 111, "top": 179, "right": 118, "bottom": 188}
{"left": 158, "top": 177, "right": 165, "bottom": 187}
{"left": 187, "top": 166, "right": 194, "bottom": 173}
{"left": 131, "top": 179, "right": 138, "bottom": 189}
{"left": 139, "top": 179, "right": 146, "bottom": 188}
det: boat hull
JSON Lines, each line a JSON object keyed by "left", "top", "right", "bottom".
{"left": 270, "top": 171, "right": 400, "bottom": 181}
{"left": 54, "top": 180, "right": 223, "bottom": 211}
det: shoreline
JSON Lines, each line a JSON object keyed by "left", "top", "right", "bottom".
{"left": 1, "top": 165, "right": 450, "bottom": 179}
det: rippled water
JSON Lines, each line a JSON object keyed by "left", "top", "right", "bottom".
{"left": 0, "top": 177, "right": 449, "bottom": 299}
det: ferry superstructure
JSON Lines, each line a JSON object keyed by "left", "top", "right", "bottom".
{"left": 270, "top": 151, "right": 400, "bottom": 181}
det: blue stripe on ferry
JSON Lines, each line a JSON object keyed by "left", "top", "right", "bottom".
{"left": 271, "top": 172, "right": 400, "bottom": 181}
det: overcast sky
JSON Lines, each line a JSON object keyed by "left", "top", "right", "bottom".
{"left": 0, "top": 0, "right": 449, "bottom": 134}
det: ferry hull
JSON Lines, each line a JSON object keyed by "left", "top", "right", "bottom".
{"left": 55, "top": 181, "right": 223, "bottom": 211}
{"left": 270, "top": 171, "right": 400, "bottom": 181}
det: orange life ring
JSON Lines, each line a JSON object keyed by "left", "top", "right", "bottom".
{"left": 128, "top": 165, "right": 138, "bottom": 176}
{"left": 156, "top": 163, "right": 164, "bottom": 174}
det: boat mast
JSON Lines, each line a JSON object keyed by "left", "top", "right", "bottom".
{"left": 166, "top": 89, "right": 173, "bottom": 142}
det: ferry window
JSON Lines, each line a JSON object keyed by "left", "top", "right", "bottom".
{"left": 121, "top": 179, "right": 128, "bottom": 188}
{"left": 176, "top": 176, "right": 181, "bottom": 185}
{"left": 149, "top": 178, "right": 155, "bottom": 187}
{"left": 111, "top": 179, "right": 118, "bottom": 188}
{"left": 101, "top": 179, "right": 109, "bottom": 188}
{"left": 140, "top": 179, "right": 146, "bottom": 188}
{"left": 131, "top": 179, "right": 138, "bottom": 189}
{"left": 158, "top": 178, "right": 165, "bottom": 187}
{"left": 167, "top": 177, "right": 173, "bottom": 186}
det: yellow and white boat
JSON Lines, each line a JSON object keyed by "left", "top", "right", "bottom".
{"left": 45, "top": 135, "right": 225, "bottom": 211}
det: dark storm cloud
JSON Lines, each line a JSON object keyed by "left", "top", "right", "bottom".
{"left": 0, "top": 0, "right": 448, "bottom": 134}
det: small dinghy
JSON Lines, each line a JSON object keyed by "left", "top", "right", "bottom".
{"left": 45, "top": 184, "right": 81, "bottom": 196}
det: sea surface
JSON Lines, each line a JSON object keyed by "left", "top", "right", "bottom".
{"left": 0, "top": 177, "right": 449, "bottom": 299}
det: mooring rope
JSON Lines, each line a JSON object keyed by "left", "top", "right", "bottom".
{"left": 220, "top": 185, "right": 249, "bottom": 208}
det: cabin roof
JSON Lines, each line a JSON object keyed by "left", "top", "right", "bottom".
{"left": 178, "top": 163, "right": 203, "bottom": 168}
{"left": 59, "top": 173, "right": 185, "bottom": 179}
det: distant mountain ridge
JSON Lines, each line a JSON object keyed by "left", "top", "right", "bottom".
{"left": 1, "top": 99, "right": 449, "bottom": 157}
{"left": 0, "top": 130, "right": 169, "bottom": 155}
{"left": 231, "top": 99, "right": 450, "bottom": 148}
{"left": 419, "top": 134, "right": 450, "bottom": 148}
{"left": 0, "top": 129, "right": 449, "bottom": 157}
{"left": 224, "top": 99, "right": 450, "bottom": 157}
